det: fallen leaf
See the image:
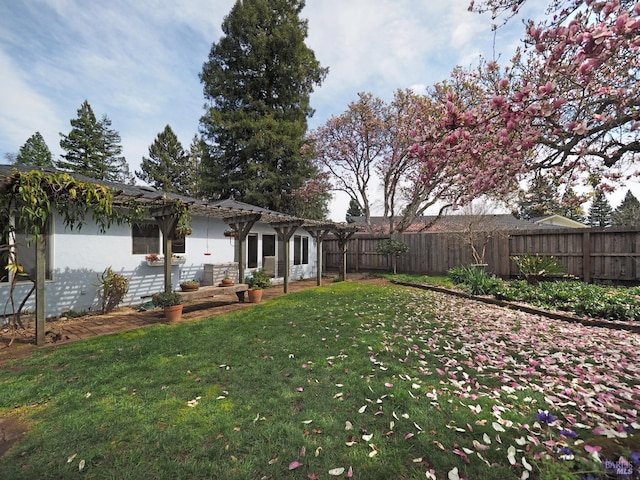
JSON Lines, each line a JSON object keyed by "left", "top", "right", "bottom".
{"left": 289, "top": 461, "right": 303, "bottom": 470}
{"left": 448, "top": 467, "right": 460, "bottom": 480}
{"left": 328, "top": 467, "right": 345, "bottom": 475}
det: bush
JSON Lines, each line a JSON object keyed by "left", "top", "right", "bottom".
{"left": 510, "top": 254, "right": 566, "bottom": 284}
{"left": 499, "top": 280, "right": 640, "bottom": 321}
{"left": 447, "top": 265, "right": 503, "bottom": 296}
{"left": 247, "top": 268, "right": 272, "bottom": 289}
{"left": 97, "top": 267, "right": 129, "bottom": 314}
{"left": 152, "top": 291, "right": 183, "bottom": 308}
{"left": 376, "top": 239, "right": 409, "bottom": 256}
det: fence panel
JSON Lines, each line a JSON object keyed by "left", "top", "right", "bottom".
{"left": 321, "top": 227, "right": 640, "bottom": 283}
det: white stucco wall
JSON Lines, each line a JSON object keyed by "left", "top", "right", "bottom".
{"left": 1, "top": 213, "right": 318, "bottom": 319}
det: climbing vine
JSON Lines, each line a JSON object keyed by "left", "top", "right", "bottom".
{"left": 0, "top": 169, "right": 193, "bottom": 340}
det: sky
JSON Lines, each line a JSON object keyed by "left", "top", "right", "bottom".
{"left": 0, "top": 0, "right": 550, "bottom": 221}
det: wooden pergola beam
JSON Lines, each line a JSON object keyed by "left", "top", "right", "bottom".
{"left": 333, "top": 226, "right": 359, "bottom": 281}
{"left": 271, "top": 220, "right": 304, "bottom": 293}
{"left": 223, "top": 213, "right": 262, "bottom": 284}
{"left": 307, "top": 224, "right": 336, "bottom": 286}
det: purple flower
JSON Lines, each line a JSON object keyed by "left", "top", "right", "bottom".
{"left": 560, "top": 447, "right": 574, "bottom": 456}
{"left": 537, "top": 411, "right": 557, "bottom": 424}
{"left": 559, "top": 429, "right": 578, "bottom": 439}
{"left": 631, "top": 452, "right": 640, "bottom": 467}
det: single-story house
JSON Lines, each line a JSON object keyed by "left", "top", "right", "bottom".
{"left": 0, "top": 166, "right": 335, "bottom": 321}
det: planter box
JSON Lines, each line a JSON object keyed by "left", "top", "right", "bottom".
{"left": 146, "top": 257, "right": 186, "bottom": 267}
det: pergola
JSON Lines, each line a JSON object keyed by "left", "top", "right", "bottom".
{"left": 0, "top": 167, "right": 359, "bottom": 344}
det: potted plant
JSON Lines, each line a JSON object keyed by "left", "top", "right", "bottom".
{"left": 246, "top": 268, "right": 271, "bottom": 303}
{"left": 145, "top": 253, "right": 161, "bottom": 266}
{"left": 152, "top": 291, "right": 184, "bottom": 321}
{"left": 220, "top": 270, "right": 234, "bottom": 286}
{"left": 180, "top": 280, "right": 200, "bottom": 292}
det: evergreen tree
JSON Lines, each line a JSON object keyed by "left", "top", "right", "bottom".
{"left": 186, "top": 134, "right": 208, "bottom": 198}
{"left": 587, "top": 190, "right": 613, "bottom": 227}
{"left": 611, "top": 190, "right": 640, "bottom": 226}
{"left": 136, "top": 125, "right": 192, "bottom": 195}
{"left": 558, "top": 187, "right": 586, "bottom": 223}
{"left": 515, "top": 175, "right": 561, "bottom": 219}
{"left": 58, "top": 100, "right": 133, "bottom": 184}
{"left": 346, "top": 198, "right": 363, "bottom": 222}
{"left": 199, "top": 0, "right": 327, "bottom": 214}
{"left": 16, "top": 132, "right": 54, "bottom": 167}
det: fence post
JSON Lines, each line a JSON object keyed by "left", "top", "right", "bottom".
{"left": 582, "top": 231, "right": 591, "bottom": 283}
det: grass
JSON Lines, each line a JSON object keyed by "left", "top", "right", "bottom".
{"left": 383, "top": 273, "right": 454, "bottom": 288}
{"left": 0, "top": 281, "right": 638, "bottom": 479}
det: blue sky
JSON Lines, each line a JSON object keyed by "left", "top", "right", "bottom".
{"left": 0, "top": 0, "right": 544, "bottom": 220}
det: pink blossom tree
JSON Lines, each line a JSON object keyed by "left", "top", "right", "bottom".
{"left": 461, "top": 0, "right": 640, "bottom": 184}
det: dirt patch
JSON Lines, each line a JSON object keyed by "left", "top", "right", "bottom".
{"left": 0, "top": 416, "right": 28, "bottom": 459}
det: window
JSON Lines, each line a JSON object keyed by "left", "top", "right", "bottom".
{"left": 1, "top": 216, "right": 52, "bottom": 283}
{"left": 302, "top": 236, "right": 309, "bottom": 265}
{"left": 247, "top": 234, "right": 258, "bottom": 268}
{"left": 263, "top": 234, "right": 276, "bottom": 257}
{"left": 132, "top": 222, "right": 160, "bottom": 255}
{"left": 170, "top": 230, "right": 186, "bottom": 255}
{"left": 293, "top": 235, "right": 301, "bottom": 265}
{"left": 293, "top": 235, "right": 309, "bottom": 266}
{"left": 132, "top": 222, "right": 186, "bottom": 255}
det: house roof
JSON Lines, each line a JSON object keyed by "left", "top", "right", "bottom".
{"left": 349, "top": 214, "right": 560, "bottom": 233}
{"left": 0, "top": 165, "right": 334, "bottom": 229}
{"left": 530, "top": 215, "right": 587, "bottom": 228}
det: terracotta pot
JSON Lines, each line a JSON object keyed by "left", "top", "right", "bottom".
{"left": 220, "top": 278, "right": 234, "bottom": 286}
{"left": 163, "top": 304, "right": 183, "bottom": 322}
{"left": 180, "top": 284, "right": 199, "bottom": 292}
{"left": 247, "top": 288, "right": 263, "bottom": 303}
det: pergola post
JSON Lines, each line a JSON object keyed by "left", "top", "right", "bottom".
{"left": 155, "top": 212, "right": 179, "bottom": 293}
{"left": 35, "top": 233, "right": 46, "bottom": 345}
{"left": 224, "top": 214, "right": 261, "bottom": 284}
{"left": 333, "top": 226, "right": 359, "bottom": 281}
{"left": 308, "top": 225, "right": 335, "bottom": 286}
{"left": 271, "top": 220, "right": 304, "bottom": 293}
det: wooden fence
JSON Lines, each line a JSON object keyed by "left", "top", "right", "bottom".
{"left": 322, "top": 227, "right": 640, "bottom": 283}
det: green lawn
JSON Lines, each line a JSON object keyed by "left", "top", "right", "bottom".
{"left": 0, "top": 281, "right": 638, "bottom": 479}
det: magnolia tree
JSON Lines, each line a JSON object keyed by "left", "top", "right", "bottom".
{"left": 452, "top": 0, "right": 640, "bottom": 189}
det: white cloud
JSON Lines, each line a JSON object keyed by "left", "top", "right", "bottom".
{"left": 0, "top": 0, "right": 551, "bottom": 220}
{"left": 0, "top": 50, "right": 65, "bottom": 157}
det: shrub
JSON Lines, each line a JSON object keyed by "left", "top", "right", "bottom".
{"left": 97, "top": 267, "right": 129, "bottom": 314}
{"left": 152, "top": 291, "right": 183, "bottom": 308}
{"left": 247, "top": 268, "right": 272, "bottom": 289}
{"left": 499, "top": 280, "right": 640, "bottom": 321}
{"left": 376, "top": 239, "right": 409, "bottom": 256}
{"left": 447, "top": 265, "right": 503, "bottom": 296}
{"left": 510, "top": 254, "right": 566, "bottom": 284}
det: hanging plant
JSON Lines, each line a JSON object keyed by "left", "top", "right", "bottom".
{"left": 172, "top": 200, "right": 192, "bottom": 236}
